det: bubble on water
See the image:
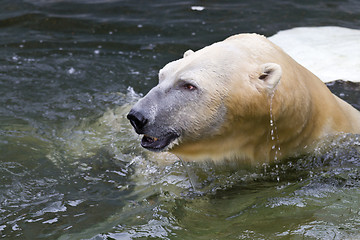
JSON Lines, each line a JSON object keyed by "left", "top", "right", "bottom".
{"left": 94, "top": 49, "right": 100, "bottom": 54}
{"left": 191, "top": 6, "right": 205, "bottom": 11}
{"left": 68, "top": 67, "right": 76, "bottom": 74}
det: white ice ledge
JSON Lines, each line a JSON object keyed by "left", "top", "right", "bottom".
{"left": 269, "top": 26, "right": 360, "bottom": 83}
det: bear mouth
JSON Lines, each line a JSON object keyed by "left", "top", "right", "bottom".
{"left": 141, "top": 133, "right": 179, "bottom": 151}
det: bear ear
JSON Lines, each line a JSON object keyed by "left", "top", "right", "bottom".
{"left": 258, "top": 63, "right": 282, "bottom": 91}
{"left": 183, "top": 49, "right": 194, "bottom": 58}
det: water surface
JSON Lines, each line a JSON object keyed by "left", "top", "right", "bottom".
{"left": 1, "top": 0, "right": 360, "bottom": 239}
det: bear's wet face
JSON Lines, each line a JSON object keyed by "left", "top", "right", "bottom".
{"left": 127, "top": 39, "right": 256, "bottom": 158}
{"left": 127, "top": 44, "right": 241, "bottom": 156}
{"left": 126, "top": 77, "right": 202, "bottom": 152}
{"left": 127, "top": 70, "right": 227, "bottom": 153}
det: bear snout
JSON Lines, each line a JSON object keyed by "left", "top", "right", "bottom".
{"left": 127, "top": 109, "right": 148, "bottom": 134}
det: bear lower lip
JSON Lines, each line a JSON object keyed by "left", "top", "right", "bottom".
{"left": 143, "top": 135, "right": 158, "bottom": 143}
{"left": 141, "top": 133, "right": 179, "bottom": 151}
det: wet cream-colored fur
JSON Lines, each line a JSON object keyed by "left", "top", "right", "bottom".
{"left": 162, "top": 34, "right": 360, "bottom": 164}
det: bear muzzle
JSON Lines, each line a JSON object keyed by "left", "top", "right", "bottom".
{"left": 127, "top": 109, "right": 180, "bottom": 151}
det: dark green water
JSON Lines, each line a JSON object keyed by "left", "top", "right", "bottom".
{"left": 1, "top": 0, "right": 360, "bottom": 239}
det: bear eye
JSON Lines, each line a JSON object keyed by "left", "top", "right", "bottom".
{"left": 183, "top": 83, "right": 197, "bottom": 91}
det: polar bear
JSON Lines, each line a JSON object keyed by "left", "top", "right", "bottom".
{"left": 127, "top": 33, "right": 360, "bottom": 164}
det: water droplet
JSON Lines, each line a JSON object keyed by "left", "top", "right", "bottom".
{"left": 269, "top": 92, "right": 281, "bottom": 162}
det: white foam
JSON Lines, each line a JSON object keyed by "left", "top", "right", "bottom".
{"left": 269, "top": 26, "right": 360, "bottom": 82}
{"left": 191, "top": 6, "right": 205, "bottom": 11}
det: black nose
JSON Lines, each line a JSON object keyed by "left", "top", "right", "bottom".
{"left": 127, "top": 109, "right": 148, "bottom": 134}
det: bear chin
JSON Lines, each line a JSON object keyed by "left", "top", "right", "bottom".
{"left": 141, "top": 133, "right": 179, "bottom": 152}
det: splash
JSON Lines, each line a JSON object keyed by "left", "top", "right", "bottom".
{"left": 179, "top": 157, "right": 203, "bottom": 192}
